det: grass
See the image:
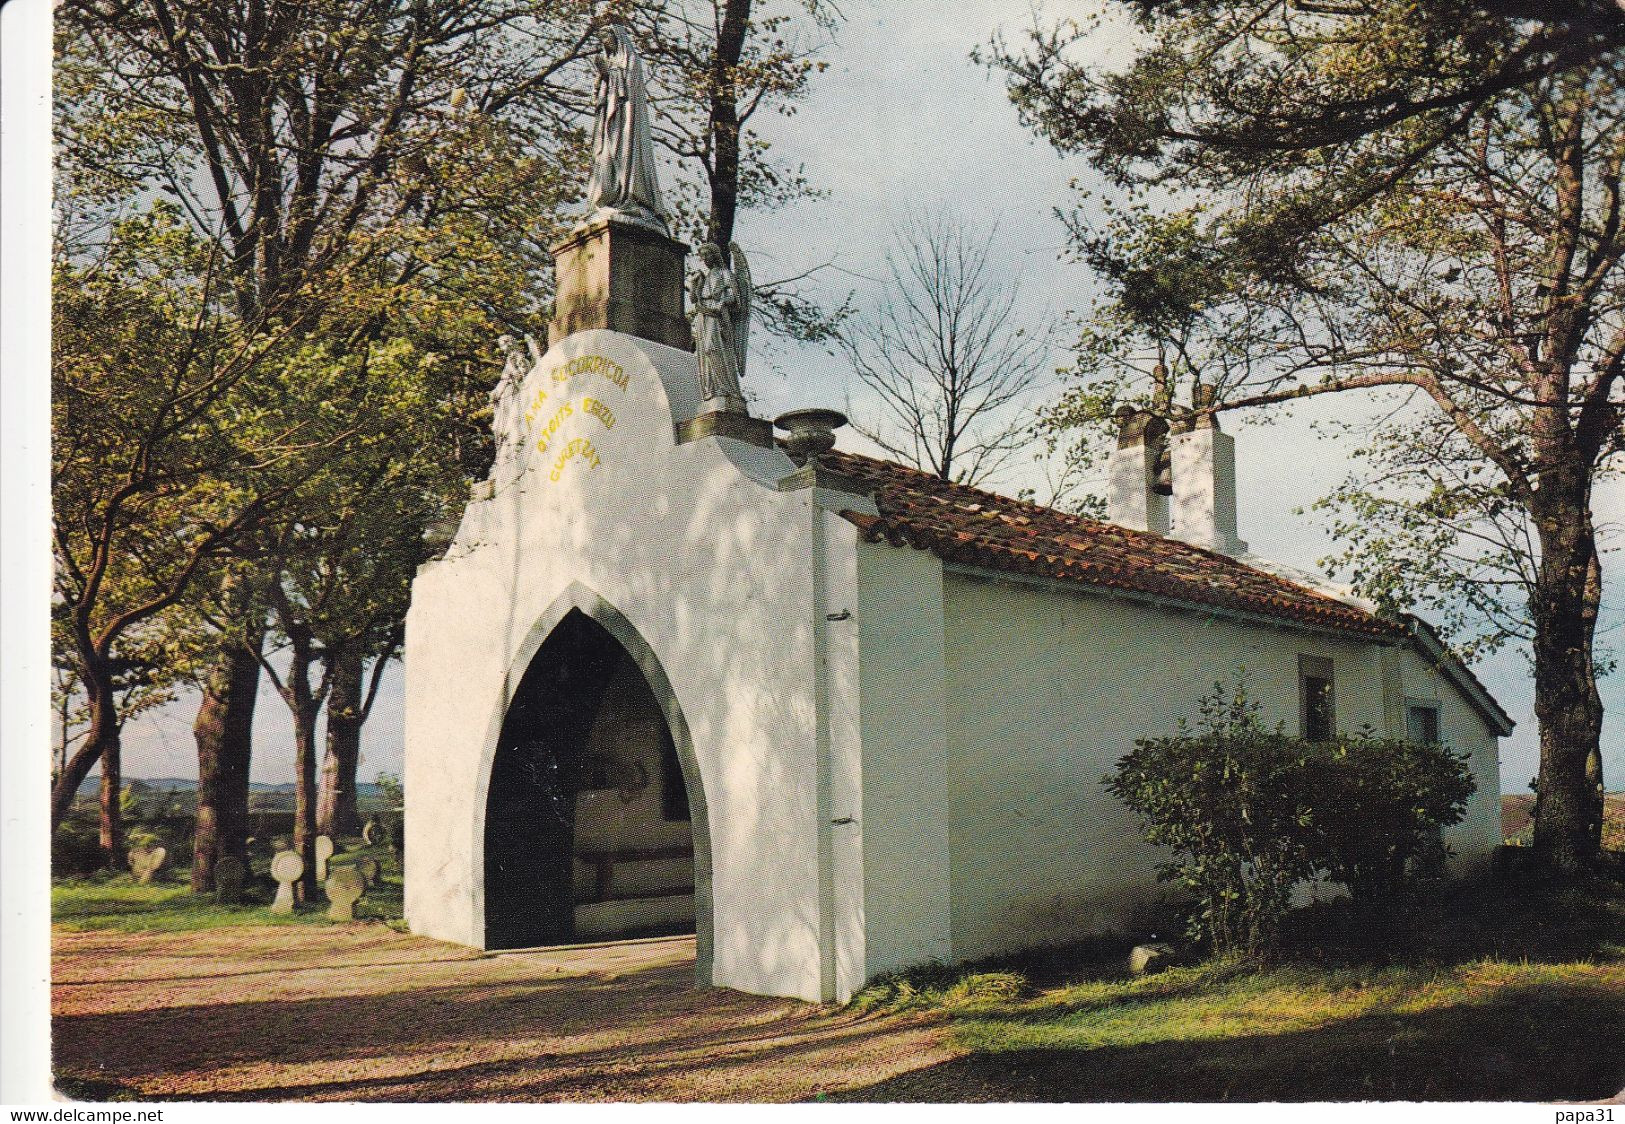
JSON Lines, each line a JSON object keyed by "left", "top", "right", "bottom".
{"left": 52, "top": 843, "right": 404, "bottom": 933}
{"left": 843, "top": 869, "right": 1625, "bottom": 1101}
{"left": 48, "top": 828, "right": 1625, "bottom": 1100}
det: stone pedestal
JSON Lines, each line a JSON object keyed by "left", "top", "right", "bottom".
{"left": 675, "top": 408, "right": 774, "bottom": 448}
{"left": 549, "top": 217, "right": 694, "bottom": 351}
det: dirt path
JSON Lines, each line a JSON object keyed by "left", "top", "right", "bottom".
{"left": 51, "top": 926, "right": 955, "bottom": 1102}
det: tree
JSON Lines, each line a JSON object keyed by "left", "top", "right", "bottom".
{"left": 632, "top": 0, "right": 833, "bottom": 243}
{"left": 630, "top": 0, "right": 848, "bottom": 345}
{"left": 318, "top": 643, "right": 382, "bottom": 838}
{"left": 55, "top": 0, "right": 594, "bottom": 870}
{"left": 50, "top": 205, "right": 343, "bottom": 861}
{"left": 54, "top": 0, "right": 847, "bottom": 869}
{"left": 188, "top": 567, "right": 267, "bottom": 891}
{"left": 242, "top": 325, "right": 490, "bottom": 893}
{"left": 309, "top": 468, "right": 450, "bottom": 840}
{"left": 994, "top": 5, "right": 1624, "bottom": 871}
{"left": 985, "top": 0, "right": 1625, "bottom": 254}
{"left": 838, "top": 212, "right": 1056, "bottom": 486}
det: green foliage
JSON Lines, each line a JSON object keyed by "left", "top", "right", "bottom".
{"left": 985, "top": 0, "right": 1625, "bottom": 260}
{"left": 373, "top": 772, "right": 403, "bottom": 809}
{"left": 627, "top": 0, "right": 847, "bottom": 347}
{"left": 52, "top": 817, "right": 104, "bottom": 877}
{"left": 1105, "top": 681, "right": 1474, "bottom": 956}
{"left": 373, "top": 772, "right": 405, "bottom": 848}
{"left": 1297, "top": 734, "right": 1475, "bottom": 903}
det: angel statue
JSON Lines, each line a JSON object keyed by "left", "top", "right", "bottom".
{"left": 489, "top": 333, "right": 540, "bottom": 466}
{"left": 587, "top": 24, "right": 667, "bottom": 232}
{"left": 688, "top": 242, "right": 752, "bottom": 405}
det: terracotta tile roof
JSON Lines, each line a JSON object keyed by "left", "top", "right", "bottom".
{"left": 825, "top": 450, "right": 1401, "bottom": 640}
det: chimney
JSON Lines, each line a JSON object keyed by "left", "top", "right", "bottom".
{"left": 1107, "top": 407, "right": 1171, "bottom": 535}
{"left": 1168, "top": 391, "right": 1247, "bottom": 555}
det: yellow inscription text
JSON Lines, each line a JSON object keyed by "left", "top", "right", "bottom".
{"left": 532, "top": 394, "right": 617, "bottom": 455}
{"left": 533, "top": 401, "right": 574, "bottom": 455}
{"left": 550, "top": 436, "right": 602, "bottom": 481}
{"left": 547, "top": 354, "right": 629, "bottom": 392}
{"left": 521, "top": 386, "right": 549, "bottom": 428}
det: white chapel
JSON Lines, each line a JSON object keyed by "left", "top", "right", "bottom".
{"left": 402, "top": 28, "right": 1510, "bottom": 1004}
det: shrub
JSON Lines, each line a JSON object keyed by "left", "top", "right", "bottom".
{"left": 52, "top": 816, "right": 104, "bottom": 876}
{"left": 1299, "top": 732, "right": 1475, "bottom": 900}
{"left": 1105, "top": 680, "right": 1474, "bottom": 957}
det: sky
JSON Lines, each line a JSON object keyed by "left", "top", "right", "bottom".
{"left": 99, "top": 0, "right": 1623, "bottom": 795}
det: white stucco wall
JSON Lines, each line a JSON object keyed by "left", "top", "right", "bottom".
{"left": 854, "top": 540, "right": 952, "bottom": 978}
{"left": 405, "top": 329, "right": 842, "bottom": 1001}
{"left": 405, "top": 329, "right": 1505, "bottom": 1003}
{"left": 1389, "top": 647, "right": 1505, "bottom": 865}
{"left": 935, "top": 567, "right": 1504, "bottom": 962}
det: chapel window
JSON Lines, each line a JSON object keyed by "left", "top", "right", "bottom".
{"left": 1299, "top": 655, "right": 1335, "bottom": 741}
{"left": 1406, "top": 701, "right": 1441, "bottom": 745}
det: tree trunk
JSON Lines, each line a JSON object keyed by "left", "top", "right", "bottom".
{"left": 318, "top": 647, "right": 363, "bottom": 838}
{"left": 280, "top": 630, "right": 323, "bottom": 901}
{"left": 1528, "top": 482, "right": 1605, "bottom": 872}
{"left": 99, "top": 732, "right": 123, "bottom": 871}
{"left": 191, "top": 634, "right": 263, "bottom": 892}
{"left": 705, "top": 0, "right": 751, "bottom": 248}
{"left": 293, "top": 699, "right": 320, "bottom": 899}
{"left": 50, "top": 667, "right": 116, "bottom": 835}
{"left": 48, "top": 658, "right": 123, "bottom": 869}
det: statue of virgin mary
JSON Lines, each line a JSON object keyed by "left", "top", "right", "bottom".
{"left": 587, "top": 25, "right": 668, "bottom": 232}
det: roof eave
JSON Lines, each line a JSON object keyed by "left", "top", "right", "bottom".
{"left": 940, "top": 559, "right": 1401, "bottom": 645}
{"left": 1398, "top": 613, "right": 1516, "bottom": 737}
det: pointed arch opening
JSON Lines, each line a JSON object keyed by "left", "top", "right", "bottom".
{"left": 481, "top": 590, "right": 712, "bottom": 983}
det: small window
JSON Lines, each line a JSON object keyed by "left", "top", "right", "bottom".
{"left": 1299, "top": 655, "right": 1335, "bottom": 741}
{"left": 1406, "top": 702, "right": 1441, "bottom": 745}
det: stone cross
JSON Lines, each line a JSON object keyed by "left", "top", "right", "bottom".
{"left": 270, "top": 850, "right": 304, "bottom": 914}
{"left": 214, "top": 856, "right": 246, "bottom": 904}
{"left": 314, "top": 835, "right": 335, "bottom": 883}
{"left": 127, "top": 845, "right": 166, "bottom": 885}
{"left": 324, "top": 867, "right": 366, "bottom": 922}
{"left": 357, "top": 857, "right": 381, "bottom": 888}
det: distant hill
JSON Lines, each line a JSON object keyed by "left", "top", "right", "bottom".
{"left": 76, "top": 776, "right": 387, "bottom": 798}
{"left": 1503, "top": 792, "right": 1625, "bottom": 850}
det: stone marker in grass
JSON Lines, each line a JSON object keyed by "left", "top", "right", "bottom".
{"left": 324, "top": 866, "right": 366, "bottom": 921}
{"left": 214, "top": 855, "right": 246, "bottom": 904}
{"left": 270, "top": 850, "right": 303, "bottom": 914}
{"left": 1129, "top": 943, "right": 1175, "bottom": 975}
{"left": 357, "top": 857, "right": 381, "bottom": 888}
{"left": 128, "top": 846, "right": 166, "bottom": 885}
{"left": 314, "top": 835, "right": 335, "bottom": 882}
